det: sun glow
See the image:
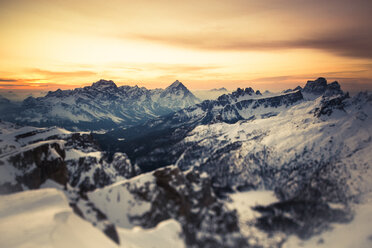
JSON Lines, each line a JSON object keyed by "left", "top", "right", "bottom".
{"left": 0, "top": 0, "right": 371, "bottom": 94}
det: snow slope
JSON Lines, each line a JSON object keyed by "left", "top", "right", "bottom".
{"left": 0, "top": 188, "right": 185, "bottom": 248}
{"left": 0, "top": 188, "right": 118, "bottom": 248}
{"left": 118, "top": 219, "right": 185, "bottom": 248}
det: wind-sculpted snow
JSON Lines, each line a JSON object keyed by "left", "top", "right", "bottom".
{"left": 3, "top": 79, "right": 199, "bottom": 131}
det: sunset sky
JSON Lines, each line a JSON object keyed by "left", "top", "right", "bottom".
{"left": 1, "top": 0, "right": 371, "bottom": 98}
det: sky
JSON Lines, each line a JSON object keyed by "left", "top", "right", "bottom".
{"left": 0, "top": 0, "right": 371, "bottom": 98}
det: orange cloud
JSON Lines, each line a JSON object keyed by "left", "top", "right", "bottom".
{"left": 127, "top": 27, "right": 372, "bottom": 59}
{"left": 28, "top": 68, "right": 96, "bottom": 78}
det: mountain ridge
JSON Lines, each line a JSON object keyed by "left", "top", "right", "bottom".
{"left": 1, "top": 80, "right": 200, "bottom": 131}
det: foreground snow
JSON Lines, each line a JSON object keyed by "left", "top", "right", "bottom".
{"left": 0, "top": 188, "right": 186, "bottom": 248}
{"left": 0, "top": 189, "right": 117, "bottom": 248}
{"left": 118, "top": 219, "right": 185, "bottom": 248}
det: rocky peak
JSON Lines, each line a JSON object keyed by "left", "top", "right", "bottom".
{"left": 225, "top": 87, "right": 260, "bottom": 101}
{"left": 303, "top": 77, "right": 328, "bottom": 94}
{"left": 303, "top": 77, "right": 344, "bottom": 97}
{"left": 283, "top": 86, "right": 303, "bottom": 94}
{"left": 161, "top": 80, "right": 196, "bottom": 99}
{"left": 91, "top": 79, "right": 117, "bottom": 90}
{"left": 45, "top": 88, "right": 73, "bottom": 98}
{"left": 324, "top": 81, "right": 343, "bottom": 96}
{"left": 164, "top": 80, "right": 189, "bottom": 93}
{"left": 244, "top": 87, "right": 255, "bottom": 94}
{"left": 168, "top": 80, "right": 183, "bottom": 88}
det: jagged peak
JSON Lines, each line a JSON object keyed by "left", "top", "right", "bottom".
{"left": 91, "top": 79, "right": 117, "bottom": 89}
{"left": 167, "top": 80, "right": 185, "bottom": 89}
{"left": 303, "top": 77, "right": 343, "bottom": 96}
{"left": 164, "top": 80, "right": 191, "bottom": 93}
{"left": 230, "top": 87, "right": 257, "bottom": 97}
{"left": 293, "top": 86, "right": 302, "bottom": 91}
{"left": 282, "top": 86, "right": 302, "bottom": 94}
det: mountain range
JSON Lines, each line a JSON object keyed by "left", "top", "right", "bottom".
{"left": 0, "top": 79, "right": 199, "bottom": 131}
{"left": 0, "top": 77, "right": 371, "bottom": 248}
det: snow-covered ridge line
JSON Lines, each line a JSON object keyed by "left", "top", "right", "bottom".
{"left": 0, "top": 79, "right": 200, "bottom": 131}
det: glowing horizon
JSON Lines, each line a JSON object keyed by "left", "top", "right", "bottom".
{"left": 1, "top": 0, "right": 371, "bottom": 95}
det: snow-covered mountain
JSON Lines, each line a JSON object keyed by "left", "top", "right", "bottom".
{"left": 97, "top": 78, "right": 371, "bottom": 198}
{"left": 95, "top": 81, "right": 304, "bottom": 171}
{"left": 91, "top": 77, "right": 372, "bottom": 246}
{"left": 1, "top": 77, "right": 372, "bottom": 248}
{"left": 2, "top": 79, "right": 199, "bottom": 131}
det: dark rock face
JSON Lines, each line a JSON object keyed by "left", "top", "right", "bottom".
{"left": 293, "top": 86, "right": 302, "bottom": 91}
{"left": 67, "top": 152, "right": 140, "bottom": 192}
{"left": 110, "top": 152, "right": 140, "bottom": 178}
{"left": 313, "top": 93, "right": 349, "bottom": 117}
{"left": 303, "top": 77, "right": 328, "bottom": 94}
{"left": 6, "top": 142, "right": 68, "bottom": 190}
{"left": 160, "top": 80, "right": 196, "bottom": 99}
{"left": 324, "top": 81, "right": 343, "bottom": 96}
{"left": 303, "top": 77, "right": 343, "bottom": 96}
{"left": 63, "top": 134, "right": 140, "bottom": 192}
{"left": 218, "top": 87, "right": 262, "bottom": 103}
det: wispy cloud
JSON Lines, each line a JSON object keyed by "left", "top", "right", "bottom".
{"left": 0, "top": 78, "right": 18, "bottom": 82}
{"left": 0, "top": 84, "right": 31, "bottom": 87}
{"left": 128, "top": 27, "right": 372, "bottom": 59}
{"left": 29, "top": 68, "right": 96, "bottom": 78}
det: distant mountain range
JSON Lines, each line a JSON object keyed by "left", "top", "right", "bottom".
{"left": 0, "top": 80, "right": 200, "bottom": 131}
{"left": 192, "top": 87, "right": 229, "bottom": 101}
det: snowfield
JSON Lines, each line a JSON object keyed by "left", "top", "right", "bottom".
{"left": 0, "top": 189, "right": 117, "bottom": 248}
{"left": 0, "top": 188, "right": 185, "bottom": 248}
